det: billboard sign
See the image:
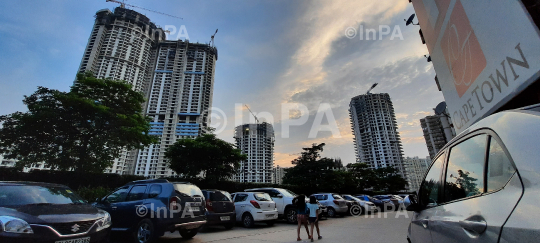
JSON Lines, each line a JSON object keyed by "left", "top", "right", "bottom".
{"left": 411, "top": 0, "right": 540, "bottom": 133}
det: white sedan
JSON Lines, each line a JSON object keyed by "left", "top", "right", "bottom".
{"left": 231, "top": 192, "right": 278, "bottom": 227}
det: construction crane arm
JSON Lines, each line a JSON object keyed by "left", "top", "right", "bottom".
{"left": 106, "top": 0, "right": 183, "bottom": 20}
{"left": 245, "top": 105, "right": 260, "bottom": 124}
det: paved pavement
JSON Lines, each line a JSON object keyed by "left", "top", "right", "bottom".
{"left": 151, "top": 211, "right": 412, "bottom": 243}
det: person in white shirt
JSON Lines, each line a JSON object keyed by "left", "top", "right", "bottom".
{"left": 306, "top": 196, "right": 322, "bottom": 241}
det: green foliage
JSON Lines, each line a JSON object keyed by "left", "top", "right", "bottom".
{"left": 284, "top": 143, "right": 408, "bottom": 194}
{"left": 76, "top": 186, "right": 111, "bottom": 202}
{"left": 0, "top": 72, "right": 158, "bottom": 173}
{"left": 165, "top": 134, "right": 247, "bottom": 183}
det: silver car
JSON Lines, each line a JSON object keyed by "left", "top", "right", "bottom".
{"left": 311, "top": 193, "right": 348, "bottom": 217}
{"left": 405, "top": 104, "right": 540, "bottom": 243}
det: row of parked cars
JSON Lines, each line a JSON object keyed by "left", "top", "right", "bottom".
{"left": 0, "top": 179, "right": 402, "bottom": 243}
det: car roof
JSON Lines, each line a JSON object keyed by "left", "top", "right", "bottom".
{"left": 245, "top": 187, "right": 282, "bottom": 191}
{"left": 0, "top": 181, "right": 68, "bottom": 188}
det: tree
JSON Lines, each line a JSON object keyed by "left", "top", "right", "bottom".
{"left": 346, "top": 163, "right": 377, "bottom": 191}
{"left": 373, "top": 166, "right": 408, "bottom": 192}
{"left": 164, "top": 134, "right": 246, "bottom": 182}
{"left": 0, "top": 72, "right": 157, "bottom": 173}
{"left": 283, "top": 143, "right": 348, "bottom": 192}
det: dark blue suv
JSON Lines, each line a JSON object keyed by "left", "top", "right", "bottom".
{"left": 94, "top": 179, "right": 206, "bottom": 243}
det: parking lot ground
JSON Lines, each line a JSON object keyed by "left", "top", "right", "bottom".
{"left": 150, "top": 211, "right": 413, "bottom": 243}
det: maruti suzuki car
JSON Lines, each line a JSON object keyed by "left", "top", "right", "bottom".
{"left": 201, "top": 189, "right": 235, "bottom": 229}
{"left": 0, "top": 181, "right": 111, "bottom": 243}
{"left": 94, "top": 179, "right": 206, "bottom": 243}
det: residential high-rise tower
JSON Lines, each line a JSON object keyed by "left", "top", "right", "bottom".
{"left": 349, "top": 93, "right": 406, "bottom": 178}
{"left": 234, "top": 123, "right": 275, "bottom": 183}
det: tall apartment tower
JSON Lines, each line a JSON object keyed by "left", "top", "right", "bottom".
{"left": 349, "top": 93, "right": 406, "bottom": 178}
{"left": 420, "top": 102, "right": 456, "bottom": 160}
{"left": 78, "top": 8, "right": 166, "bottom": 175}
{"left": 133, "top": 40, "right": 217, "bottom": 178}
{"left": 272, "top": 165, "right": 285, "bottom": 185}
{"left": 403, "top": 156, "right": 430, "bottom": 192}
{"left": 234, "top": 123, "right": 275, "bottom": 183}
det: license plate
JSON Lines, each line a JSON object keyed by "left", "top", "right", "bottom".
{"left": 265, "top": 214, "right": 274, "bottom": 218}
{"left": 189, "top": 207, "right": 200, "bottom": 212}
{"left": 220, "top": 216, "right": 230, "bottom": 221}
{"left": 56, "top": 237, "right": 90, "bottom": 243}
{"left": 190, "top": 202, "right": 202, "bottom": 207}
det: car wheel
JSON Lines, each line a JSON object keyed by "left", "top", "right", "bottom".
{"left": 242, "top": 213, "right": 255, "bottom": 228}
{"left": 327, "top": 207, "right": 337, "bottom": 218}
{"left": 179, "top": 227, "right": 199, "bottom": 239}
{"left": 285, "top": 208, "right": 297, "bottom": 224}
{"left": 224, "top": 223, "right": 234, "bottom": 230}
{"left": 133, "top": 219, "right": 156, "bottom": 243}
{"left": 266, "top": 220, "right": 275, "bottom": 226}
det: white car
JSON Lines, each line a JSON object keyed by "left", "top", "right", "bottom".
{"left": 245, "top": 187, "right": 301, "bottom": 223}
{"left": 311, "top": 193, "right": 349, "bottom": 217}
{"left": 342, "top": 194, "right": 378, "bottom": 214}
{"left": 231, "top": 192, "right": 278, "bottom": 228}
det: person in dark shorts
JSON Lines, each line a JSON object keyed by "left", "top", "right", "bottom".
{"left": 293, "top": 194, "right": 310, "bottom": 241}
{"left": 307, "top": 196, "right": 322, "bottom": 241}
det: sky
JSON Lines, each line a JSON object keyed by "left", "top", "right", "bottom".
{"left": 0, "top": 0, "right": 444, "bottom": 168}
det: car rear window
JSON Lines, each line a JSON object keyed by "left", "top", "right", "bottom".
{"left": 254, "top": 193, "right": 272, "bottom": 201}
{"left": 0, "top": 185, "right": 85, "bottom": 206}
{"left": 174, "top": 184, "right": 203, "bottom": 197}
{"left": 209, "top": 191, "right": 232, "bottom": 202}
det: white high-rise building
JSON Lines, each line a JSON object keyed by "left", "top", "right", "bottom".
{"left": 77, "top": 7, "right": 166, "bottom": 175}
{"left": 134, "top": 40, "right": 217, "bottom": 178}
{"left": 234, "top": 123, "right": 275, "bottom": 183}
{"left": 273, "top": 165, "right": 285, "bottom": 184}
{"left": 403, "top": 156, "right": 430, "bottom": 192}
{"left": 349, "top": 93, "right": 406, "bottom": 179}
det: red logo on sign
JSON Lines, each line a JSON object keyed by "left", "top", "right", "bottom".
{"left": 441, "top": 0, "right": 486, "bottom": 98}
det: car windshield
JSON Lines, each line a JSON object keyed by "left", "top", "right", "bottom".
{"left": 332, "top": 194, "right": 343, "bottom": 199}
{"left": 0, "top": 185, "right": 85, "bottom": 206}
{"left": 174, "top": 184, "right": 203, "bottom": 197}
{"left": 254, "top": 193, "right": 272, "bottom": 201}
{"left": 277, "top": 188, "right": 297, "bottom": 197}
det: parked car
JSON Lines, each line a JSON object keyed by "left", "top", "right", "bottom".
{"left": 0, "top": 181, "right": 111, "bottom": 243}
{"left": 94, "top": 179, "right": 206, "bottom": 243}
{"left": 231, "top": 192, "right": 278, "bottom": 228}
{"left": 244, "top": 187, "right": 327, "bottom": 223}
{"left": 355, "top": 194, "right": 391, "bottom": 212}
{"left": 311, "top": 193, "right": 348, "bottom": 217}
{"left": 405, "top": 105, "right": 540, "bottom": 243}
{"left": 342, "top": 194, "right": 378, "bottom": 214}
{"left": 201, "top": 189, "right": 235, "bottom": 230}
{"left": 373, "top": 195, "right": 400, "bottom": 211}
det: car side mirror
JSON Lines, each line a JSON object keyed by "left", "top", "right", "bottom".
{"left": 148, "top": 192, "right": 159, "bottom": 198}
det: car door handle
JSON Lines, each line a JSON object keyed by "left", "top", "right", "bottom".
{"left": 421, "top": 219, "right": 429, "bottom": 229}
{"left": 459, "top": 219, "right": 487, "bottom": 234}
{"left": 111, "top": 206, "right": 117, "bottom": 210}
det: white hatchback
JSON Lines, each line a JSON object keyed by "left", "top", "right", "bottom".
{"left": 231, "top": 192, "right": 278, "bottom": 228}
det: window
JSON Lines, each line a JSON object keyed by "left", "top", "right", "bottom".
{"left": 487, "top": 137, "right": 516, "bottom": 192}
{"left": 419, "top": 154, "right": 444, "bottom": 208}
{"left": 234, "top": 194, "right": 248, "bottom": 202}
{"left": 254, "top": 193, "right": 271, "bottom": 201}
{"left": 106, "top": 187, "right": 129, "bottom": 203}
{"left": 444, "top": 135, "right": 487, "bottom": 202}
{"left": 126, "top": 186, "right": 147, "bottom": 201}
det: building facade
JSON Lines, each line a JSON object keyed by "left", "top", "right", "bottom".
{"left": 349, "top": 93, "right": 406, "bottom": 179}
{"left": 403, "top": 156, "right": 430, "bottom": 192}
{"left": 273, "top": 165, "right": 285, "bottom": 184}
{"left": 420, "top": 106, "right": 456, "bottom": 160}
{"left": 133, "top": 40, "right": 217, "bottom": 178}
{"left": 234, "top": 123, "right": 275, "bottom": 183}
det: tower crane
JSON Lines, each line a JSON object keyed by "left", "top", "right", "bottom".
{"left": 366, "top": 83, "right": 378, "bottom": 94}
{"left": 244, "top": 105, "right": 260, "bottom": 124}
{"left": 210, "top": 29, "right": 218, "bottom": 47}
{"left": 106, "top": 0, "right": 183, "bottom": 20}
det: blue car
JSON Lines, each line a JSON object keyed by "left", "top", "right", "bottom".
{"left": 354, "top": 195, "right": 392, "bottom": 211}
{"left": 94, "top": 179, "right": 206, "bottom": 243}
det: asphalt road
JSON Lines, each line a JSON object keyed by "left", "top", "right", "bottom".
{"left": 118, "top": 211, "right": 412, "bottom": 243}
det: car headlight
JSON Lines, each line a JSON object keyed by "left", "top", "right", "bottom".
{"left": 96, "top": 211, "right": 112, "bottom": 232}
{"left": 0, "top": 216, "right": 34, "bottom": 234}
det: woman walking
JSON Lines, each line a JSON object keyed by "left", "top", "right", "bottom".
{"left": 293, "top": 194, "right": 310, "bottom": 241}
{"left": 307, "top": 196, "right": 322, "bottom": 242}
